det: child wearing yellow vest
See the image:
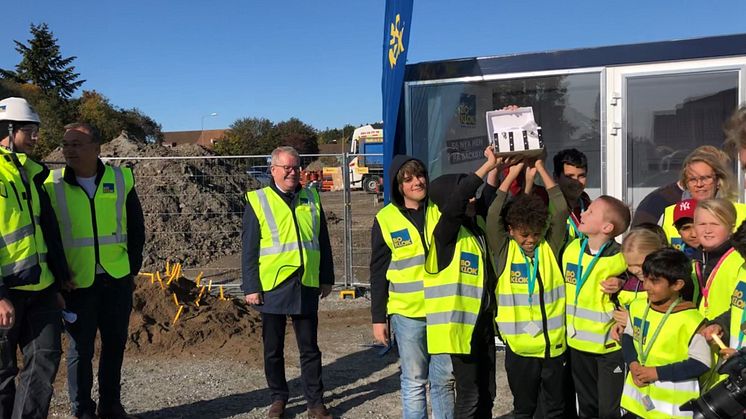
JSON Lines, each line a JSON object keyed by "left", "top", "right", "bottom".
{"left": 563, "top": 195, "right": 630, "bottom": 418}
{"left": 701, "top": 220, "right": 746, "bottom": 398}
{"left": 620, "top": 248, "right": 709, "bottom": 419}
{"left": 691, "top": 198, "right": 744, "bottom": 319}
{"left": 484, "top": 157, "right": 569, "bottom": 418}
{"left": 609, "top": 226, "right": 669, "bottom": 342}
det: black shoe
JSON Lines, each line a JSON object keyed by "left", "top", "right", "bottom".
{"left": 97, "top": 404, "right": 139, "bottom": 419}
{"left": 74, "top": 411, "right": 98, "bottom": 419}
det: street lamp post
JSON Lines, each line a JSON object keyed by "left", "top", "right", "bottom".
{"left": 199, "top": 112, "right": 218, "bottom": 144}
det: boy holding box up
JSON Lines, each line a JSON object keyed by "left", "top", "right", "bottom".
{"left": 485, "top": 155, "right": 569, "bottom": 418}
{"left": 564, "top": 195, "right": 630, "bottom": 418}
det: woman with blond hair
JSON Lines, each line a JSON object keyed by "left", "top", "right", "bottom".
{"left": 660, "top": 145, "right": 746, "bottom": 248}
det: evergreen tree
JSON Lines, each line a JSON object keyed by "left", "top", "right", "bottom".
{"left": 1, "top": 23, "right": 85, "bottom": 99}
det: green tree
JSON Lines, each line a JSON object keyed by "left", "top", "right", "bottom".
{"left": 272, "top": 117, "right": 319, "bottom": 155}
{"left": 119, "top": 108, "right": 163, "bottom": 144}
{"left": 214, "top": 117, "right": 275, "bottom": 155}
{"left": 1, "top": 23, "right": 85, "bottom": 99}
{"left": 75, "top": 90, "right": 122, "bottom": 141}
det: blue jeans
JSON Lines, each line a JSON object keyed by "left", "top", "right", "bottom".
{"left": 391, "top": 314, "right": 455, "bottom": 419}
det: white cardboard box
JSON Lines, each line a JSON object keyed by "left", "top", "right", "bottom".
{"left": 485, "top": 107, "right": 544, "bottom": 157}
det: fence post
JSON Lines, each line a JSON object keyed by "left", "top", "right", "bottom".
{"left": 341, "top": 152, "right": 353, "bottom": 288}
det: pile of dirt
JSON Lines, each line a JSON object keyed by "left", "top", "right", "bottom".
{"left": 46, "top": 134, "right": 261, "bottom": 269}
{"left": 128, "top": 274, "right": 263, "bottom": 362}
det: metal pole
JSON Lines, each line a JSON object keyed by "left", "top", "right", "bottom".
{"left": 341, "top": 152, "right": 353, "bottom": 288}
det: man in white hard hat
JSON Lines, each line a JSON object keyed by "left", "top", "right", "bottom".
{"left": 0, "top": 97, "right": 72, "bottom": 418}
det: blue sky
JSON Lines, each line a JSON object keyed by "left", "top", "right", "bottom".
{"left": 2, "top": 1, "right": 745, "bottom": 132}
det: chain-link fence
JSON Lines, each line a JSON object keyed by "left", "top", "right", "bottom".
{"left": 85, "top": 153, "right": 383, "bottom": 292}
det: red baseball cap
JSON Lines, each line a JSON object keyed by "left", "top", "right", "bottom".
{"left": 673, "top": 199, "right": 697, "bottom": 225}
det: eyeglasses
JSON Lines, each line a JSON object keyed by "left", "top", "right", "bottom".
{"left": 272, "top": 164, "right": 301, "bottom": 173}
{"left": 686, "top": 175, "right": 716, "bottom": 186}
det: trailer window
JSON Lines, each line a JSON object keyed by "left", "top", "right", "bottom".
{"left": 408, "top": 72, "right": 601, "bottom": 189}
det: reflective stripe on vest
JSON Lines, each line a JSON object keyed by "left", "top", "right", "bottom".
{"left": 245, "top": 186, "right": 321, "bottom": 291}
{"left": 0, "top": 149, "right": 54, "bottom": 291}
{"left": 563, "top": 238, "right": 626, "bottom": 354}
{"left": 496, "top": 240, "right": 566, "bottom": 358}
{"left": 376, "top": 201, "right": 441, "bottom": 318}
{"left": 46, "top": 165, "right": 132, "bottom": 288}
{"left": 620, "top": 299, "right": 703, "bottom": 419}
{"left": 424, "top": 223, "right": 484, "bottom": 355}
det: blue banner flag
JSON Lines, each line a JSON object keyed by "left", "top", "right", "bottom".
{"left": 382, "top": 0, "right": 414, "bottom": 202}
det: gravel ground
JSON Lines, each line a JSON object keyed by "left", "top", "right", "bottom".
{"left": 49, "top": 296, "right": 513, "bottom": 418}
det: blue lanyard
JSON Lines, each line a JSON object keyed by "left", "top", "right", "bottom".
{"left": 574, "top": 238, "right": 610, "bottom": 303}
{"left": 520, "top": 248, "right": 539, "bottom": 306}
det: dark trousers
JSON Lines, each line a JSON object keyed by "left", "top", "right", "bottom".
{"left": 262, "top": 312, "right": 324, "bottom": 407}
{"left": 0, "top": 286, "right": 62, "bottom": 419}
{"left": 570, "top": 348, "right": 625, "bottom": 419}
{"left": 450, "top": 321, "right": 496, "bottom": 419}
{"left": 64, "top": 274, "right": 133, "bottom": 415}
{"left": 504, "top": 346, "right": 565, "bottom": 419}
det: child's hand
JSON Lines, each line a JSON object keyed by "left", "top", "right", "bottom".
{"left": 629, "top": 362, "right": 645, "bottom": 387}
{"left": 637, "top": 366, "right": 658, "bottom": 384}
{"left": 610, "top": 323, "right": 625, "bottom": 342}
{"left": 612, "top": 307, "right": 629, "bottom": 327}
{"left": 601, "top": 276, "right": 624, "bottom": 294}
{"left": 700, "top": 324, "right": 723, "bottom": 342}
{"left": 507, "top": 161, "right": 525, "bottom": 177}
{"left": 720, "top": 347, "right": 738, "bottom": 360}
{"left": 483, "top": 146, "right": 500, "bottom": 168}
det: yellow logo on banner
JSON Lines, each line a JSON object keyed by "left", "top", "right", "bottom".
{"left": 388, "top": 14, "right": 405, "bottom": 69}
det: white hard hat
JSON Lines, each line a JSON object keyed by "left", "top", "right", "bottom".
{"left": 0, "top": 97, "right": 41, "bottom": 124}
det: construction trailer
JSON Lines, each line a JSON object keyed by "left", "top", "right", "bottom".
{"left": 394, "top": 33, "right": 746, "bottom": 208}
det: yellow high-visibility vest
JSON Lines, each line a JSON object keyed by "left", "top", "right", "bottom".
{"left": 245, "top": 186, "right": 321, "bottom": 291}
{"left": 45, "top": 165, "right": 133, "bottom": 288}
{"left": 0, "top": 149, "right": 53, "bottom": 291}
{"left": 375, "top": 201, "right": 440, "bottom": 318}
{"left": 496, "top": 239, "right": 565, "bottom": 358}
{"left": 424, "top": 221, "right": 485, "bottom": 355}
{"left": 692, "top": 247, "right": 744, "bottom": 320}
{"left": 621, "top": 299, "right": 704, "bottom": 419}
{"left": 563, "top": 238, "right": 626, "bottom": 354}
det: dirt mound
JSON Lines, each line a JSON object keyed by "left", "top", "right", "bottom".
{"left": 128, "top": 275, "right": 262, "bottom": 362}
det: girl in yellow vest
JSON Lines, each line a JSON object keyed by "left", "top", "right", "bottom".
{"left": 609, "top": 225, "right": 669, "bottom": 341}
{"left": 620, "top": 248, "right": 709, "bottom": 419}
{"left": 485, "top": 156, "right": 569, "bottom": 418}
{"left": 692, "top": 199, "right": 744, "bottom": 320}
{"left": 701, "top": 220, "right": 746, "bottom": 392}
{"left": 691, "top": 198, "right": 745, "bottom": 392}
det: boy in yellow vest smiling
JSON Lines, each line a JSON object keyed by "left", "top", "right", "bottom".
{"left": 370, "top": 155, "right": 455, "bottom": 419}
{"left": 485, "top": 156, "right": 569, "bottom": 418}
